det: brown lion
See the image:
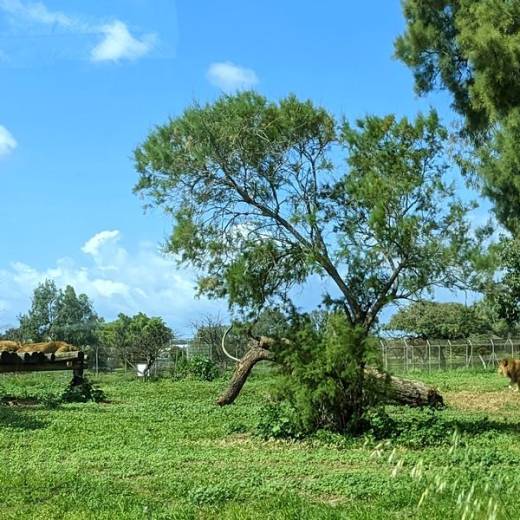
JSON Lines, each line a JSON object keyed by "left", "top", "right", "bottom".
{"left": 498, "top": 358, "right": 520, "bottom": 391}
{"left": 17, "top": 341, "right": 77, "bottom": 354}
{"left": 0, "top": 340, "right": 20, "bottom": 352}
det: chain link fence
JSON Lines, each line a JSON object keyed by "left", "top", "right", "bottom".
{"left": 380, "top": 337, "right": 520, "bottom": 373}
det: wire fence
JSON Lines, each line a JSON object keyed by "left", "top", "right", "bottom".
{"left": 86, "top": 336, "right": 520, "bottom": 376}
{"left": 380, "top": 337, "right": 520, "bottom": 373}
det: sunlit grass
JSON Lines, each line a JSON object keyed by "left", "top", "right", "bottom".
{"left": 0, "top": 369, "right": 518, "bottom": 518}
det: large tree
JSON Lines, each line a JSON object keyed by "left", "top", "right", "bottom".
{"left": 18, "top": 280, "right": 99, "bottom": 346}
{"left": 134, "top": 92, "right": 479, "bottom": 423}
{"left": 101, "top": 313, "right": 173, "bottom": 376}
{"left": 386, "top": 300, "right": 488, "bottom": 340}
{"left": 395, "top": 0, "right": 520, "bottom": 233}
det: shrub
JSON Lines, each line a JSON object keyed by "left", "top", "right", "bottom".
{"left": 61, "top": 378, "right": 106, "bottom": 403}
{"left": 188, "top": 355, "right": 220, "bottom": 381}
{"left": 255, "top": 401, "right": 303, "bottom": 440}
{"left": 170, "top": 355, "right": 220, "bottom": 382}
{"left": 269, "top": 312, "right": 385, "bottom": 436}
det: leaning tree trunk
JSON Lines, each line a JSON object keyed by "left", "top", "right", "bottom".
{"left": 217, "top": 345, "right": 274, "bottom": 405}
{"left": 217, "top": 338, "right": 443, "bottom": 408}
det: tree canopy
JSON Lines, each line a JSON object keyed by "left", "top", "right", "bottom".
{"left": 18, "top": 280, "right": 99, "bottom": 346}
{"left": 134, "top": 92, "right": 480, "bottom": 332}
{"left": 100, "top": 312, "right": 173, "bottom": 375}
{"left": 386, "top": 300, "right": 486, "bottom": 340}
{"left": 396, "top": 0, "right": 520, "bottom": 233}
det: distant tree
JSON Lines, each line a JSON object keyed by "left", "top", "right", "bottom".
{"left": 190, "top": 315, "right": 231, "bottom": 365}
{"left": 18, "top": 280, "right": 99, "bottom": 346}
{"left": 101, "top": 313, "right": 173, "bottom": 376}
{"left": 191, "top": 309, "right": 291, "bottom": 365}
{"left": 53, "top": 286, "right": 99, "bottom": 346}
{"left": 19, "top": 279, "right": 60, "bottom": 342}
{"left": 134, "top": 92, "right": 481, "bottom": 430}
{"left": 386, "top": 301, "right": 486, "bottom": 340}
{"left": 0, "top": 327, "right": 23, "bottom": 342}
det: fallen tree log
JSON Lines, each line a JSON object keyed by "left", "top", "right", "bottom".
{"left": 217, "top": 340, "right": 444, "bottom": 408}
{"left": 365, "top": 368, "right": 444, "bottom": 408}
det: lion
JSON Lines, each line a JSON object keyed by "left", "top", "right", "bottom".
{"left": 498, "top": 358, "right": 520, "bottom": 391}
{"left": 0, "top": 340, "right": 20, "bottom": 352}
{"left": 17, "top": 341, "right": 77, "bottom": 354}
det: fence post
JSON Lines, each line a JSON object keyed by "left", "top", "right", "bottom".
{"left": 426, "top": 339, "right": 431, "bottom": 373}
{"left": 467, "top": 339, "right": 474, "bottom": 368}
{"left": 510, "top": 338, "right": 515, "bottom": 358}
{"left": 380, "top": 340, "right": 387, "bottom": 371}
{"left": 404, "top": 338, "right": 409, "bottom": 372}
{"left": 447, "top": 339, "right": 452, "bottom": 370}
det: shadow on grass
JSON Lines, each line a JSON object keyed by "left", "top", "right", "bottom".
{"left": 0, "top": 405, "right": 47, "bottom": 430}
{"left": 374, "top": 406, "right": 520, "bottom": 447}
{"left": 449, "top": 415, "right": 520, "bottom": 436}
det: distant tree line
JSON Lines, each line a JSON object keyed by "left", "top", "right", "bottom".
{"left": 0, "top": 280, "right": 173, "bottom": 374}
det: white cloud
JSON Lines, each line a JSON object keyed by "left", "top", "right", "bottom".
{"left": 0, "top": 1, "right": 156, "bottom": 63}
{"left": 0, "top": 0, "right": 75, "bottom": 27}
{"left": 0, "top": 125, "right": 17, "bottom": 157}
{"left": 0, "top": 230, "right": 227, "bottom": 334}
{"left": 207, "top": 62, "right": 259, "bottom": 92}
{"left": 91, "top": 20, "right": 156, "bottom": 63}
{"left": 81, "top": 230, "right": 120, "bottom": 256}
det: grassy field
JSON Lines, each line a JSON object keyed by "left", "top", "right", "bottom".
{"left": 0, "top": 368, "right": 520, "bottom": 519}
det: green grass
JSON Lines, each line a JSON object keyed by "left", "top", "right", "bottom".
{"left": 0, "top": 369, "right": 519, "bottom": 519}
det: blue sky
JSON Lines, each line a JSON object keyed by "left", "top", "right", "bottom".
{"left": 0, "top": 1, "right": 487, "bottom": 335}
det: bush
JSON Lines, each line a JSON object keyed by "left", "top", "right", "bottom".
{"left": 269, "top": 312, "right": 385, "bottom": 436}
{"left": 255, "top": 401, "right": 304, "bottom": 440}
{"left": 189, "top": 356, "right": 220, "bottom": 381}
{"left": 170, "top": 355, "right": 220, "bottom": 382}
{"left": 61, "top": 378, "right": 106, "bottom": 403}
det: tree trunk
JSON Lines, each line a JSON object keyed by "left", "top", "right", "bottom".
{"left": 365, "top": 368, "right": 444, "bottom": 408}
{"left": 216, "top": 346, "right": 273, "bottom": 405}
{"left": 217, "top": 347, "right": 443, "bottom": 408}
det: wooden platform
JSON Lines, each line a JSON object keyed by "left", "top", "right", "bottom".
{"left": 0, "top": 351, "right": 85, "bottom": 373}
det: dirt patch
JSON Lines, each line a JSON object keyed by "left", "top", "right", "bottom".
{"left": 446, "top": 390, "right": 520, "bottom": 414}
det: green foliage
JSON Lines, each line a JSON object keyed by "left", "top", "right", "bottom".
{"left": 386, "top": 300, "right": 490, "bottom": 339}
{"left": 396, "top": 0, "right": 520, "bottom": 233}
{"left": 61, "top": 378, "right": 106, "bottom": 403}
{"left": 271, "top": 313, "right": 385, "bottom": 435}
{"left": 366, "top": 407, "right": 454, "bottom": 448}
{"left": 17, "top": 280, "right": 99, "bottom": 346}
{"left": 134, "top": 92, "right": 478, "bottom": 326}
{"left": 186, "top": 355, "right": 220, "bottom": 381}
{"left": 100, "top": 312, "right": 173, "bottom": 375}
{"left": 170, "top": 355, "right": 220, "bottom": 381}
{"left": 188, "top": 485, "right": 235, "bottom": 507}
{"left": 486, "top": 238, "right": 520, "bottom": 326}
{"left": 255, "top": 401, "right": 303, "bottom": 440}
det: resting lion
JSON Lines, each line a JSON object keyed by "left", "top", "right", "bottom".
{"left": 498, "top": 358, "right": 520, "bottom": 391}
{"left": 17, "top": 341, "right": 77, "bottom": 354}
{"left": 0, "top": 340, "right": 20, "bottom": 352}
